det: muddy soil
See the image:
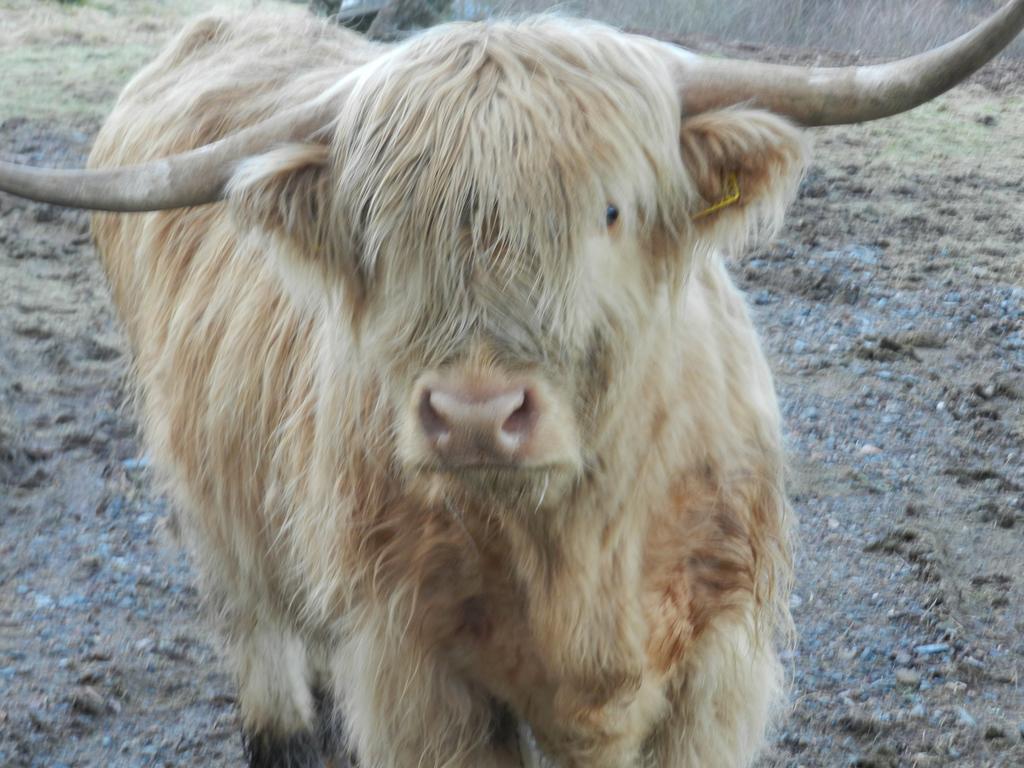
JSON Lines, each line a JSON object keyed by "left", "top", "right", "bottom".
{"left": 1, "top": 48, "right": 1023, "bottom": 768}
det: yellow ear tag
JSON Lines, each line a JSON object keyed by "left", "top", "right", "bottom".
{"left": 693, "top": 173, "right": 741, "bottom": 220}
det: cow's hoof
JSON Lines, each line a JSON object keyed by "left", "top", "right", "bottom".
{"left": 243, "top": 727, "right": 322, "bottom": 768}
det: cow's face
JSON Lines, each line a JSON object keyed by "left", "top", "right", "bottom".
{"left": 230, "top": 19, "right": 808, "bottom": 510}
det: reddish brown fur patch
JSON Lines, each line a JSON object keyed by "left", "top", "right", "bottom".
{"left": 642, "top": 477, "right": 765, "bottom": 675}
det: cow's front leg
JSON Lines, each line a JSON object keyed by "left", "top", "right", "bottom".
{"left": 526, "top": 675, "right": 665, "bottom": 768}
{"left": 332, "top": 619, "right": 521, "bottom": 768}
{"left": 225, "top": 619, "right": 324, "bottom": 768}
{"left": 644, "top": 618, "right": 783, "bottom": 768}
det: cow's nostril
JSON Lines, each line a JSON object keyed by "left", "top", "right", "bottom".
{"left": 501, "top": 390, "right": 534, "bottom": 439}
{"left": 419, "top": 389, "right": 450, "bottom": 443}
{"left": 419, "top": 383, "right": 537, "bottom": 463}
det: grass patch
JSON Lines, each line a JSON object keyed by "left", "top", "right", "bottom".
{"left": 0, "top": 42, "right": 155, "bottom": 121}
{"left": 458, "top": 0, "right": 1024, "bottom": 58}
{"left": 0, "top": 0, "right": 298, "bottom": 122}
{"left": 872, "top": 94, "right": 1024, "bottom": 162}
{"left": 2, "top": 0, "right": 1021, "bottom": 122}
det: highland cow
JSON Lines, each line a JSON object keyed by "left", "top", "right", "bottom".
{"left": 2, "top": 3, "right": 1023, "bottom": 766}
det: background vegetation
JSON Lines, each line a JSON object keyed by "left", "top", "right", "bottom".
{"left": 0, "top": 0, "right": 1019, "bottom": 122}
{"left": 459, "top": 1, "right": 1020, "bottom": 56}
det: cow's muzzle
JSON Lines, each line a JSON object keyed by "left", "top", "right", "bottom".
{"left": 405, "top": 371, "right": 580, "bottom": 472}
{"left": 419, "top": 382, "right": 535, "bottom": 466}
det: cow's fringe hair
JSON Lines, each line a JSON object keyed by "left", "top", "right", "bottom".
{"left": 321, "top": 16, "right": 696, "bottom": 372}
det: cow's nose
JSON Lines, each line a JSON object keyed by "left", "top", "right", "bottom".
{"left": 419, "top": 384, "right": 536, "bottom": 465}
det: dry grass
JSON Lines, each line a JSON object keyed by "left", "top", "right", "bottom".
{"left": 457, "top": 0, "right": 1024, "bottom": 58}
{"left": 1, "top": 0, "right": 1021, "bottom": 122}
{"left": 0, "top": 1, "right": 299, "bottom": 121}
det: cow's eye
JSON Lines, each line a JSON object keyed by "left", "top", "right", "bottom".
{"left": 606, "top": 204, "right": 619, "bottom": 227}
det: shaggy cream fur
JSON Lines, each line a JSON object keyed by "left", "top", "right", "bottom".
{"left": 90, "top": 11, "right": 807, "bottom": 767}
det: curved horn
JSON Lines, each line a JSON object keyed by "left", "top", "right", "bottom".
{"left": 0, "top": 101, "right": 333, "bottom": 212}
{"left": 670, "top": 0, "right": 1024, "bottom": 126}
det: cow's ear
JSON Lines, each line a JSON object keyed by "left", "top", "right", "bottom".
{"left": 680, "top": 109, "right": 809, "bottom": 252}
{"left": 228, "top": 143, "right": 365, "bottom": 310}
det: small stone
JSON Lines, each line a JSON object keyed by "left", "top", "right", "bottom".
{"left": 779, "top": 730, "right": 810, "bottom": 750}
{"left": 12, "top": 319, "right": 54, "bottom": 340}
{"left": 955, "top": 706, "right": 977, "bottom": 729}
{"left": 69, "top": 686, "right": 106, "bottom": 716}
{"left": 850, "top": 745, "right": 898, "bottom": 767}
{"left": 895, "top": 668, "right": 921, "bottom": 686}
{"left": 974, "top": 383, "right": 997, "bottom": 400}
{"left": 77, "top": 556, "right": 102, "bottom": 576}
{"left": 983, "top": 723, "right": 1007, "bottom": 740}
{"left": 914, "top": 643, "right": 950, "bottom": 656}
{"left": 154, "top": 639, "right": 187, "bottom": 661}
{"left": 975, "top": 502, "right": 1000, "bottom": 523}
{"left": 859, "top": 443, "right": 883, "bottom": 456}
{"left": 838, "top": 706, "right": 888, "bottom": 735}
{"left": 77, "top": 668, "right": 104, "bottom": 685}
{"left": 121, "top": 456, "right": 150, "bottom": 471}
{"left": 27, "top": 708, "right": 50, "bottom": 732}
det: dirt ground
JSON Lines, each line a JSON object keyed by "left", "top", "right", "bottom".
{"left": 1, "top": 5, "right": 1023, "bottom": 768}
